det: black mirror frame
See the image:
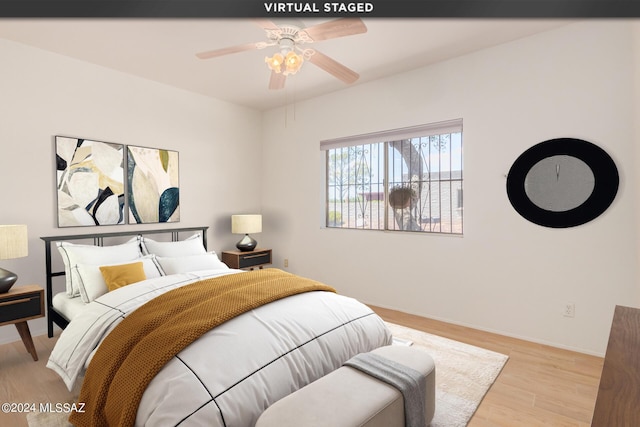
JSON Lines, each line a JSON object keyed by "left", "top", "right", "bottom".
{"left": 506, "top": 138, "right": 619, "bottom": 228}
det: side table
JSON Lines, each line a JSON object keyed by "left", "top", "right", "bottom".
{"left": 221, "top": 249, "right": 272, "bottom": 270}
{"left": 0, "top": 285, "right": 44, "bottom": 361}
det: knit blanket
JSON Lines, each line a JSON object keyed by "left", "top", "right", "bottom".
{"left": 69, "top": 268, "right": 335, "bottom": 427}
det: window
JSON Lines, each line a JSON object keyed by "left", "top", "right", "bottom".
{"left": 322, "top": 119, "right": 463, "bottom": 234}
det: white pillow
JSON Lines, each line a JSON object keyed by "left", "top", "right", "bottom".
{"left": 140, "top": 233, "right": 206, "bottom": 257}
{"left": 57, "top": 239, "right": 142, "bottom": 297}
{"left": 75, "top": 255, "right": 162, "bottom": 303}
{"left": 156, "top": 252, "right": 229, "bottom": 275}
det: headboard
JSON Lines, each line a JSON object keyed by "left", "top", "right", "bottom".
{"left": 40, "top": 226, "right": 209, "bottom": 338}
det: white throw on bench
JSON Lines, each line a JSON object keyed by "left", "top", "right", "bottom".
{"left": 256, "top": 345, "right": 436, "bottom": 427}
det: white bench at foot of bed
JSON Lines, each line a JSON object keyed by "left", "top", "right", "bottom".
{"left": 256, "top": 345, "right": 436, "bottom": 427}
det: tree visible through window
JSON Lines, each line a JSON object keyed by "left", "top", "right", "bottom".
{"left": 322, "top": 120, "right": 463, "bottom": 234}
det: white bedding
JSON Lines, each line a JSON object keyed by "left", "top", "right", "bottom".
{"left": 48, "top": 268, "right": 392, "bottom": 426}
{"left": 52, "top": 292, "right": 87, "bottom": 321}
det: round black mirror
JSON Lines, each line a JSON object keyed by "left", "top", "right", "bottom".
{"left": 506, "top": 138, "right": 618, "bottom": 228}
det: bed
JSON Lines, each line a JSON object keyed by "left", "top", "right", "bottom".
{"left": 41, "top": 226, "right": 211, "bottom": 337}
{"left": 41, "top": 226, "right": 392, "bottom": 426}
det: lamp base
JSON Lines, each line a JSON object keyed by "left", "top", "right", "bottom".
{"left": 0, "top": 267, "right": 18, "bottom": 293}
{"left": 236, "top": 234, "right": 257, "bottom": 252}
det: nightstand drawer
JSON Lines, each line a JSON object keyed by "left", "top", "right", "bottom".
{"left": 0, "top": 292, "right": 42, "bottom": 325}
{"left": 238, "top": 251, "right": 271, "bottom": 268}
{"left": 222, "top": 249, "right": 272, "bottom": 269}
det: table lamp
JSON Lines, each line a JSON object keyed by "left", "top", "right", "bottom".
{"left": 0, "top": 224, "right": 28, "bottom": 293}
{"left": 231, "top": 215, "right": 262, "bottom": 252}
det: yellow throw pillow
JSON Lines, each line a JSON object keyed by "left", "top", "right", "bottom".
{"left": 100, "top": 261, "right": 146, "bottom": 292}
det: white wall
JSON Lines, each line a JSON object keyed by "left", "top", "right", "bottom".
{"left": 633, "top": 23, "right": 640, "bottom": 309}
{"left": 0, "top": 38, "right": 263, "bottom": 343}
{"left": 261, "top": 21, "right": 639, "bottom": 355}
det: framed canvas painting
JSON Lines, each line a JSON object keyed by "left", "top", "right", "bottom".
{"left": 127, "top": 145, "right": 180, "bottom": 224}
{"left": 56, "top": 136, "right": 125, "bottom": 227}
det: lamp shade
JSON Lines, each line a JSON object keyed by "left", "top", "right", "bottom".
{"left": 0, "top": 225, "right": 28, "bottom": 260}
{"left": 284, "top": 51, "right": 304, "bottom": 75}
{"left": 231, "top": 215, "right": 262, "bottom": 234}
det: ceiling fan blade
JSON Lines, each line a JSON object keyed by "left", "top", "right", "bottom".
{"left": 303, "top": 18, "right": 367, "bottom": 42}
{"left": 196, "top": 42, "right": 260, "bottom": 60}
{"left": 253, "top": 18, "right": 280, "bottom": 31}
{"left": 308, "top": 50, "right": 359, "bottom": 84}
{"left": 269, "top": 71, "right": 286, "bottom": 90}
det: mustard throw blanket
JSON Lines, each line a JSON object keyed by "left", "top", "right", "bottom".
{"left": 69, "top": 269, "right": 335, "bottom": 427}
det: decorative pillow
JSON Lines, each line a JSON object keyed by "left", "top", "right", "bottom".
{"left": 75, "top": 255, "right": 162, "bottom": 303}
{"left": 156, "top": 252, "right": 229, "bottom": 275}
{"left": 57, "top": 238, "right": 142, "bottom": 297}
{"left": 100, "top": 261, "right": 147, "bottom": 292}
{"left": 140, "top": 233, "right": 206, "bottom": 257}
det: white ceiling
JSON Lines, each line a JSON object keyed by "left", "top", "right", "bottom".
{"left": 0, "top": 18, "right": 574, "bottom": 110}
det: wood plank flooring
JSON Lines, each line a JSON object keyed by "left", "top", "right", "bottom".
{"left": 0, "top": 334, "right": 74, "bottom": 427}
{"left": 0, "top": 307, "right": 603, "bottom": 427}
{"left": 371, "top": 305, "right": 603, "bottom": 426}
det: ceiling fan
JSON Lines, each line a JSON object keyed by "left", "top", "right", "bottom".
{"left": 195, "top": 18, "right": 367, "bottom": 90}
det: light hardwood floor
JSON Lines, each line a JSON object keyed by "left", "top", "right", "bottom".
{"left": 371, "top": 305, "right": 604, "bottom": 426}
{"left": 0, "top": 308, "right": 604, "bottom": 427}
{"left": 0, "top": 333, "right": 75, "bottom": 427}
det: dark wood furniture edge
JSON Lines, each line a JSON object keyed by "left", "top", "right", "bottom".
{"left": 40, "top": 226, "right": 209, "bottom": 338}
{"left": 591, "top": 305, "right": 640, "bottom": 426}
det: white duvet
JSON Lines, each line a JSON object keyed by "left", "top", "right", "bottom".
{"left": 48, "top": 269, "right": 392, "bottom": 426}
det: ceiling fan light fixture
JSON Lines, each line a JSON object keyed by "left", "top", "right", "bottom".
{"left": 283, "top": 50, "right": 304, "bottom": 75}
{"left": 265, "top": 49, "right": 304, "bottom": 75}
{"left": 265, "top": 52, "right": 285, "bottom": 73}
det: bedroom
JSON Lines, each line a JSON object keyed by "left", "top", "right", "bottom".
{"left": 0, "top": 13, "right": 637, "bottom": 426}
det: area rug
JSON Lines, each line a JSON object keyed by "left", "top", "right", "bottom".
{"left": 27, "top": 322, "right": 507, "bottom": 427}
{"left": 387, "top": 321, "right": 508, "bottom": 426}
{"left": 26, "top": 409, "right": 73, "bottom": 427}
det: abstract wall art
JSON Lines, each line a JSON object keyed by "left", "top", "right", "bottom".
{"left": 56, "top": 136, "right": 125, "bottom": 227}
{"left": 127, "top": 145, "right": 180, "bottom": 224}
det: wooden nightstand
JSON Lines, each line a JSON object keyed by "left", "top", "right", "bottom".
{"left": 0, "top": 285, "right": 44, "bottom": 361}
{"left": 221, "top": 249, "right": 272, "bottom": 270}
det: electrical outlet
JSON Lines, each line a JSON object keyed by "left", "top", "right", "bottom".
{"left": 563, "top": 302, "right": 575, "bottom": 318}
{"left": 284, "top": 258, "right": 289, "bottom": 268}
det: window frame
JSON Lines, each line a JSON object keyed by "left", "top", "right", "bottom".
{"left": 321, "top": 119, "right": 463, "bottom": 235}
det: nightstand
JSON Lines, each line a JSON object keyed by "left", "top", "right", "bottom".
{"left": 0, "top": 285, "right": 44, "bottom": 361}
{"left": 221, "top": 249, "right": 272, "bottom": 270}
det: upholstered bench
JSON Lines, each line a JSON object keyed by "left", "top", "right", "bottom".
{"left": 255, "top": 345, "right": 436, "bottom": 427}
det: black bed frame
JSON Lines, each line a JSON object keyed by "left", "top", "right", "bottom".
{"left": 40, "top": 226, "right": 209, "bottom": 338}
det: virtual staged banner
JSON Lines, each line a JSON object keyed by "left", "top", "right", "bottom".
{"left": 0, "top": 0, "right": 639, "bottom": 18}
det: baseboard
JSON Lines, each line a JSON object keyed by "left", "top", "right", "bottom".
{"left": 369, "top": 303, "right": 606, "bottom": 358}
{"left": 0, "top": 324, "right": 50, "bottom": 346}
